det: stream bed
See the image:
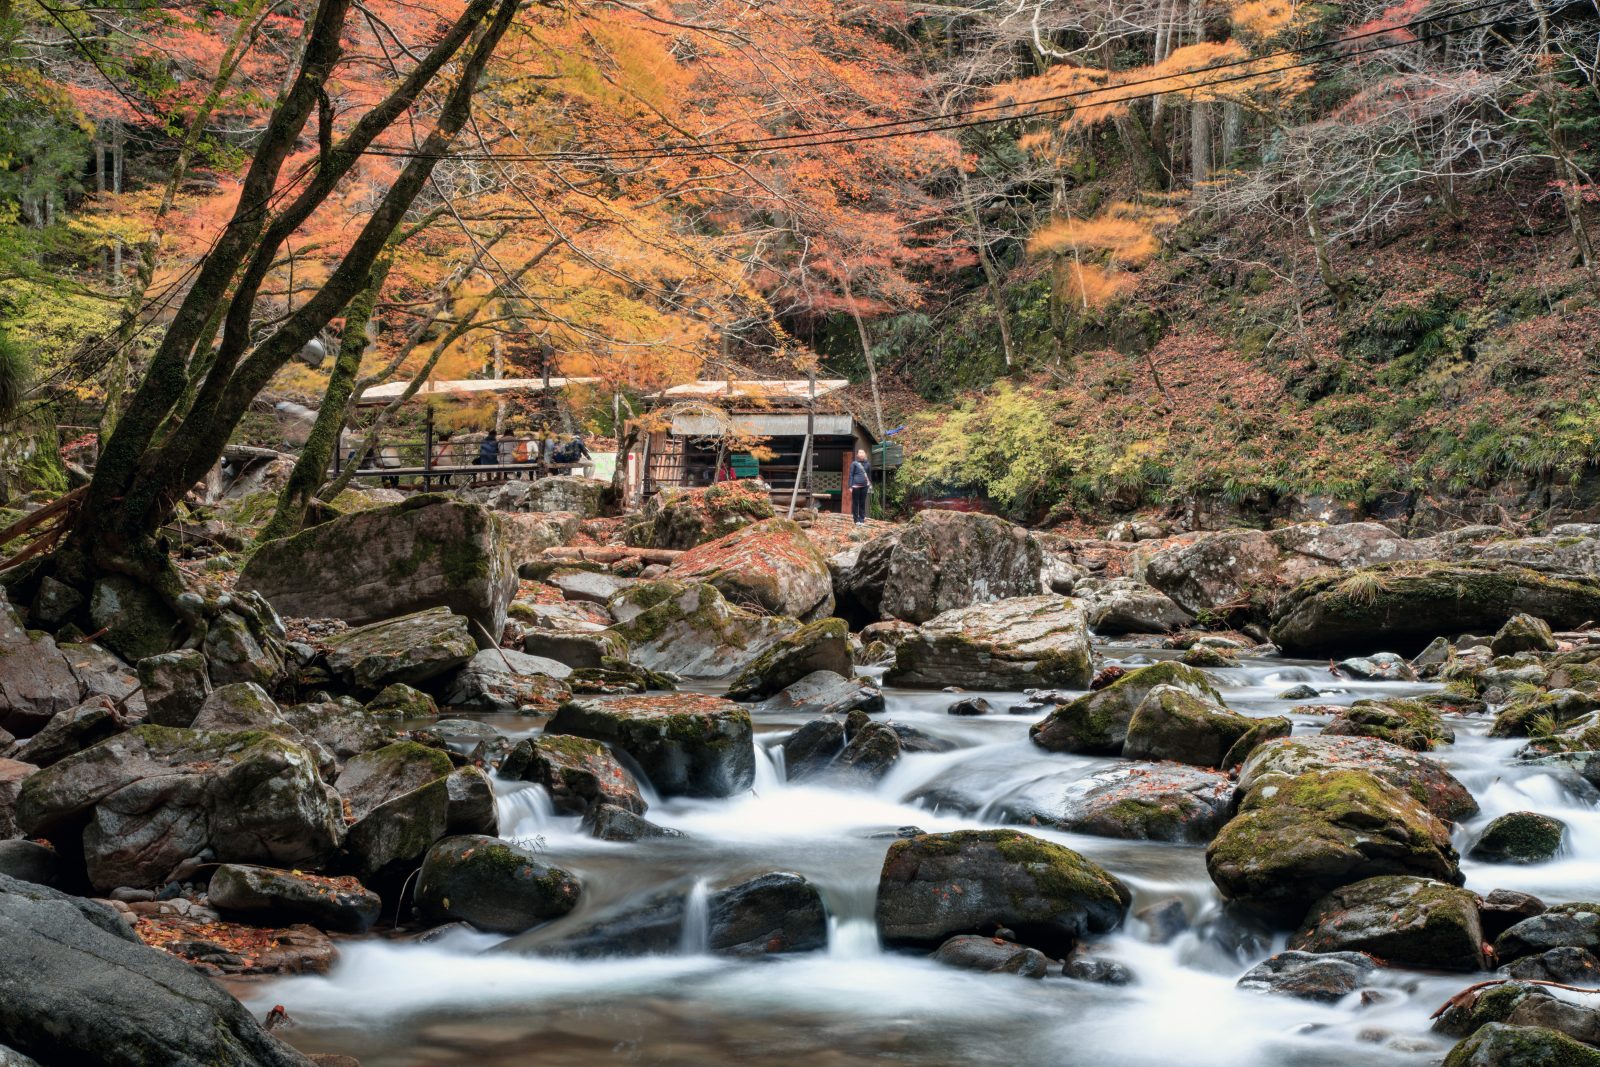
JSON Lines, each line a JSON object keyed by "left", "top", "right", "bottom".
{"left": 247, "top": 644, "right": 1598, "bottom": 1066}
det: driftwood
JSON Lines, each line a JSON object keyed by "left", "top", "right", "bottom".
{"left": 539, "top": 546, "right": 683, "bottom": 564}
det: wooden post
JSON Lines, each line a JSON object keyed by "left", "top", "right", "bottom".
{"left": 841, "top": 451, "right": 853, "bottom": 516}
{"left": 639, "top": 430, "right": 651, "bottom": 503}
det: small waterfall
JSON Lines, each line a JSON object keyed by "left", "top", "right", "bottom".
{"left": 754, "top": 741, "right": 785, "bottom": 792}
{"left": 679, "top": 879, "right": 711, "bottom": 955}
{"left": 495, "top": 781, "right": 555, "bottom": 843}
{"left": 823, "top": 879, "right": 881, "bottom": 959}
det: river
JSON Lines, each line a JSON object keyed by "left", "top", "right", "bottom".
{"left": 245, "top": 643, "right": 1596, "bottom": 1066}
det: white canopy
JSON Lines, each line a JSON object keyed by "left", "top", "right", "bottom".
{"left": 355, "top": 376, "right": 599, "bottom": 406}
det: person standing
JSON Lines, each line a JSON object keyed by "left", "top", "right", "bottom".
{"left": 849, "top": 448, "right": 871, "bottom": 524}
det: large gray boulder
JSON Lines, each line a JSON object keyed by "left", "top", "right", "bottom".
{"left": 885, "top": 596, "right": 1092, "bottom": 689}
{"left": 239, "top": 496, "right": 518, "bottom": 640}
{"left": 11, "top": 696, "right": 124, "bottom": 769}
{"left": 207, "top": 863, "right": 381, "bottom": 934}
{"left": 875, "top": 829, "right": 1130, "bottom": 954}
{"left": 136, "top": 650, "right": 211, "bottom": 728}
{"left": 498, "top": 735, "right": 646, "bottom": 815}
{"left": 545, "top": 694, "right": 754, "bottom": 798}
{"left": 441, "top": 648, "right": 571, "bottom": 713}
{"left": 322, "top": 607, "right": 476, "bottom": 691}
{"left": 1236, "top": 734, "right": 1478, "bottom": 822}
{"left": 0, "top": 759, "right": 36, "bottom": 840}
{"left": 415, "top": 835, "right": 582, "bottom": 934}
{"left": 995, "top": 762, "right": 1233, "bottom": 844}
{"left": 469, "top": 475, "right": 603, "bottom": 518}
{"left": 840, "top": 510, "right": 1044, "bottom": 624}
{"left": 605, "top": 580, "right": 796, "bottom": 680}
{"left": 1076, "top": 577, "right": 1194, "bottom": 634}
{"left": 17, "top": 726, "right": 344, "bottom": 892}
{"left": 0, "top": 589, "right": 82, "bottom": 738}
{"left": 666, "top": 519, "right": 834, "bottom": 620}
{"left": 1290, "top": 875, "right": 1487, "bottom": 971}
{"left": 1031, "top": 660, "right": 1219, "bottom": 755}
{"left": 726, "top": 618, "right": 852, "bottom": 701}
{"left": 1122, "top": 686, "right": 1258, "bottom": 768}
{"left": 0, "top": 873, "right": 314, "bottom": 1066}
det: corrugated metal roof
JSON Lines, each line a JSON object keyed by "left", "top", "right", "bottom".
{"left": 653, "top": 379, "right": 850, "bottom": 402}
{"left": 355, "top": 376, "right": 599, "bottom": 406}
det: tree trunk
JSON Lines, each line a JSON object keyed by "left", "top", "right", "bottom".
{"left": 840, "top": 268, "right": 886, "bottom": 437}
{"left": 959, "top": 171, "right": 1014, "bottom": 369}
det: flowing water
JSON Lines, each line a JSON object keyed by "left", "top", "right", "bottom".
{"left": 248, "top": 644, "right": 1600, "bottom": 1067}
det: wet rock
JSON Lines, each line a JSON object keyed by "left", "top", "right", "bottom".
{"left": 0, "top": 589, "right": 82, "bottom": 738}
{"left": 240, "top": 496, "right": 519, "bottom": 640}
{"left": 498, "top": 735, "right": 645, "bottom": 815}
{"left": 947, "top": 697, "right": 992, "bottom": 716}
{"left": 1236, "top": 950, "right": 1376, "bottom": 1002}
{"left": 1063, "top": 956, "right": 1135, "bottom": 985}
{"left": 754, "top": 670, "right": 883, "bottom": 718}
{"left": 1501, "top": 947, "right": 1600, "bottom": 984}
{"left": 1236, "top": 734, "right": 1478, "bottom": 822}
{"left": 445, "top": 765, "right": 498, "bottom": 836}
{"left": 1494, "top": 689, "right": 1600, "bottom": 739}
{"left": 336, "top": 742, "right": 454, "bottom": 822}
{"left": 1135, "top": 896, "right": 1190, "bottom": 944}
{"left": 780, "top": 718, "right": 845, "bottom": 781}
{"left": 583, "top": 803, "right": 684, "bottom": 842}
{"left": 998, "top": 763, "right": 1232, "bottom": 844}
{"left": 1207, "top": 768, "right": 1462, "bottom": 927}
{"left": 1031, "top": 660, "right": 1220, "bottom": 755}
{"left": 58, "top": 642, "right": 142, "bottom": 713}
{"left": 1491, "top": 613, "right": 1559, "bottom": 656}
{"left": 1179, "top": 644, "right": 1236, "bottom": 668}
{"left": 875, "top": 829, "right": 1130, "bottom": 955}
{"left": 726, "top": 618, "right": 852, "bottom": 701}
{"left": 1077, "top": 577, "right": 1194, "bottom": 634}
{"left": 546, "top": 694, "right": 754, "bottom": 798}
{"left": 136, "top": 650, "right": 212, "bottom": 728}
{"left": 279, "top": 700, "right": 394, "bottom": 769}
{"left": 1479, "top": 889, "right": 1547, "bottom": 940}
{"left": 1435, "top": 982, "right": 1600, "bottom": 1046}
{"left": 13, "top": 696, "right": 124, "bottom": 768}
{"left": 1323, "top": 697, "right": 1454, "bottom": 751}
{"left": 0, "top": 872, "right": 314, "bottom": 1067}
{"left": 429, "top": 718, "right": 509, "bottom": 762}
{"left": 89, "top": 575, "right": 178, "bottom": 664}
{"left": 1470, "top": 812, "right": 1567, "bottom": 865}
{"left": 839, "top": 510, "right": 1044, "bottom": 625}
{"left": 1220, "top": 716, "right": 1294, "bottom": 771}
{"left": 932, "top": 934, "right": 1050, "bottom": 978}
{"left": 1336, "top": 653, "right": 1418, "bottom": 682}
{"left": 201, "top": 604, "right": 286, "bottom": 688}
{"left": 1495, "top": 909, "right": 1600, "bottom": 962}
{"left": 521, "top": 629, "right": 628, "bottom": 670}
{"left": 343, "top": 776, "right": 449, "bottom": 887}
{"left": 605, "top": 580, "right": 796, "bottom": 680}
{"left": 0, "top": 840, "right": 58, "bottom": 886}
{"left": 1122, "top": 686, "right": 1255, "bottom": 768}
{"left": 17, "top": 726, "right": 343, "bottom": 893}
{"left": 1290, "top": 875, "right": 1486, "bottom": 971}
{"left": 322, "top": 607, "right": 477, "bottom": 691}
{"left": 0, "top": 759, "right": 35, "bottom": 840}
{"left": 191, "top": 682, "right": 287, "bottom": 733}
{"left": 1278, "top": 684, "right": 1321, "bottom": 700}
{"left": 441, "top": 648, "right": 571, "bottom": 713}
{"left": 1270, "top": 561, "right": 1600, "bottom": 657}
{"left": 548, "top": 569, "right": 633, "bottom": 606}
{"left": 835, "top": 721, "right": 903, "bottom": 782}
{"left": 207, "top": 864, "right": 381, "bottom": 934}
{"left": 1441, "top": 1023, "right": 1600, "bottom": 1067}
{"left": 887, "top": 596, "right": 1092, "bottom": 690}
{"left": 667, "top": 518, "right": 835, "bottom": 621}
{"left": 415, "top": 835, "right": 581, "bottom": 934}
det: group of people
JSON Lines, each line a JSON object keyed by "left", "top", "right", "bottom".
{"left": 425, "top": 430, "right": 592, "bottom": 484}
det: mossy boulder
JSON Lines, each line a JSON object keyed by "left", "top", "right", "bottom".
{"left": 1236, "top": 734, "right": 1478, "bottom": 822}
{"left": 874, "top": 829, "right": 1131, "bottom": 955}
{"left": 16, "top": 725, "right": 343, "bottom": 892}
{"left": 621, "top": 483, "right": 774, "bottom": 549}
{"left": 1492, "top": 690, "right": 1600, "bottom": 739}
{"left": 1122, "top": 685, "right": 1256, "bottom": 768}
{"left": 1496, "top": 907, "right": 1600, "bottom": 962}
{"left": 1444, "top": 1024, "right": 1600, "bottom": 1067}
{"left": 1438, "top": 992, "right": 1600, "bottom": 1057}
{"left": 1492, "top": 613, "right": 1559, "bottom": 656}
{"left": 1469, "top": 812, "right": 1568, "bottom": 865}
{"left": 207, "top": 863, "right": 381, "bottom": 934}
{"left": 497, "top": 735, "right": 646, "bottom": 815}
{"left": 440, "top": 648, "right": 572, "bottom": 713}
{"left": 322, "top": 607, "right": 476, "bottom": 691}
{"left": 0, "top": 589, "right": 88, "bottom": 739}
{"left": 996, "top": 762, "right": 1233, "bottom": 844}
{"left": 840, "top": 510, "right": 1044, "bottom": 625}
{"left": 1270, "top": 561, "right": 1600, "bottom": 657}
{"left": 1221, "top": 716, "right": 1294, "bottom": 770}
{"left": 415, "top": 835, "right": 581, "bottom": 934}
{"left": 545, "top": 694, "right": 754, "bottom": 798}
{"left": 335, "top": 741, "right": 454, "bottom": 823}
{"left": 135, "top": 650, "right": 211, "bottom": 728}
{"left": 1206, "top": 768, "right": 1462, "bottom": 926}
{"left": 239, "top": 496, "right": 518, "bottom": 641}
{"left": 726, "top": 618, "right": 852, "bottom": 701}
{"left": 1236, "top": 950, "right": 1377, "bottom": 1002}
{"left": 886, "top": 595, "right": 1092, "bottom": 690}
{"left": 1290, "top": 875, "right": 1486, "bottom": 971}
{"left": 88, "top": 576, "right": 178, "bottom": 664}
{"left": 1031, "top": 660, "right": 1219, "bottom": 755}
{"left": 1323, "top": 698, "right": 1455, "bottom": 751}
{"left": 604, "top": 580, "right": 797, "bottom": 680}
{"left": 667, "top": 518, "right": 834, "bottom": 621}
{"left": 363, "top": 683, "right": 439, "bottom": 721}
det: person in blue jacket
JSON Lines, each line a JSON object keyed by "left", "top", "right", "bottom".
{"left": 849, "top": 448, "right": 871, "bottom": 524}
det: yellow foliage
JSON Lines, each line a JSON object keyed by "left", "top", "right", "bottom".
{"left": 1230, "top": 0, "right": 1306, "bottom": 39}
{"left": 1057, "top": 263, "right": 1136, "bottom": 309}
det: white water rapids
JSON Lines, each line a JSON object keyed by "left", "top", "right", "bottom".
{"left": 245, "top": 645, "right": 1600, "bottom": 1066}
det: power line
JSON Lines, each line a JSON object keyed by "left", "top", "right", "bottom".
{"left": 356, "top": 0, "right": 1525, "bottom": 164}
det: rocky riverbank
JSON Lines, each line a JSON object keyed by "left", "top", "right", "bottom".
{"left": 5, "top": 476, "right": 1600, "bottom": 1065}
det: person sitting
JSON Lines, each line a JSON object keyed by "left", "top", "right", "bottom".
{"left": 475, "top": 431, "right": 499, "bottom": 480}
{"left": 551, "top": 434, "right": 593, "bottom": 475}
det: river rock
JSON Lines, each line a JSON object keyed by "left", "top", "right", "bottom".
{"left": 498, "top": 735, "right": 646, "bottom": 815}
{"left": 1030, "top": 660, "right": 1220, "bottom": 755}
{"left": 726, "top": 618, "right": 852, "bottom": 701}
{"left": 932, "top": 934, "right": 1050, "bottom": 978}
{"left": 666, "top": 518, "right": 835, "bottom": 621}
{"left": 520, "top": 629, "right": 628, "bottom": 670}
{"left": 17, "top": 725, "right": 343, "bottom": 892}
{"left": 1502, "top": 947, "right": 1600, "bottom": 984}
{"left": 834, "top": 720, "right": 903, "bottom": 782}
{"left": 239, "top": 496, "right": 518, "bottom": 640}
{"left": 1221, "top": 716, "right": 1295, "bottom": 770}
{"left": 546, "top": 569, "right": 632, "bottom": 606}
{"left": 0, "top": 759, "right": 35, "bottom": 839}
{"left": 1470, "top": 812, "right": 1567, "bottom": 864}
{"left": 1290, "top": 875, "right": 1486, "bottom": 971}
{"left": 1063, "top": 956, "right": 1135, "bottom": 985}
{"left": 12, "top": 696, "right": 124, "bottom": 768}
{"left": 754, "top": 670, "right": 883, "bottom": 718}
{"left": 88, "top": 575, "right": 178, "bottom": 664}
{"left": 1443, "top": 1022, "right": 1600, "bottom": 1067}
{"left": 58, "top": 642, "right": 142, "bottom": 713}
{"left": 200, "top": 604, "right": 286, "bottom": 688}
{"left": 336, "top": 741, "right": 454, "bottom": 822}
{"left": 441, "top": 648, "right": 571, "bottom": 713}
{"left": 605, "top": 580, "right": 796, "bottom": 680}
{"left": 1480, "top": 889, "right": 1548, "bottom": 940}
{"left": 886, "top": 595, "right": 1091, "bottom": 690}
{"left": 445, "top": 765, "right": 498, "bottom": 836}
{"left": 1122, "top": 686, "right": 1256, "bottom": 768}
{"left": 875, "top": 829, "right": 1131, "bottom": 954}
{"left": 364, "top": 683, "right": 439, "bottom": 720}
{"left": 207, "top": 864, "right": 381, "bottom": 934}
{"left": 415, "top": 835, "right": 581, "bottom": 934}
{"left": 343, "top": 775, "right": 449, "bottom": 886}
{"left": 1491, "top": 613, "right": 1559, "bottom": 656}
{"left": 1236, "top": 950, "right": 1377, "bottom": 1002}
{"left": 1077, "top": 577, "right": 1194, "bottom": 634}
{"left": 136, "top": 650, "right": 211, "bottom": 728}
{"left": 1270, "top": 561, "right": 1600, "bottom": 657}
{"left": 322, "top": 607, "right": 477, "bottom": 691}
{"left": 0, "top": 589, "right": 81, "bottom": 738}
{"left": 584, "top": 803, "right": 684, "bottom": 842}
{"left": 997, "top": 762, "right": 1233, "bottom": 844}
{"left": 1436, "top": 980, "right": 1600, "bottom": 1044}
{"left": 0, "top": 873, "right": 315, "bottom": 1067}
{"left": 546, "top": 694, "right": 754, "bottom": 798}
{"left": 190, "top": 682, "right": 287, "bottom": 733}
{"left": 280, "top": 700, "right": 395, "bottom": 767}
{"left": 1206, "top": 768, "right": 1462, "bottom": 926}
{"left": 1323, "top": 698, "right": 1454, "bottom": 751}
{"left": 621, "top": 483, "right": 774, "bottom": 550}
{"left": 1236, "top": 734, "right": 1479, "bottom": 822}
{"left": 781, "top": 718, "right": 845, "bottom": 781}
{"left": 1495, "top": 908, "right": 1600, "bottom": 962}
{"left": 0, "top": 839, "right": 57, "bottom": 887}
{"left": 840, "top": 510, "right": 1044, "bottom": 625}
